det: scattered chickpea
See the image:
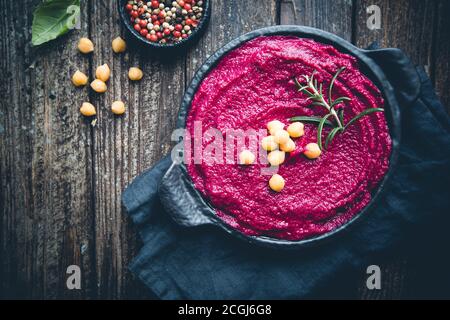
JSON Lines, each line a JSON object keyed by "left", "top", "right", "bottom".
{"left": 112, "top": 37, "right": 127, "bottom": 53}
{"left": 287, "top": 122, "right": 305, "bottom": 138}
{"left": 304, "top": 143, "right": 322, "bottom": 159}
{"left": 128, "top": 67, "right": 143, "bottom": 81}
{"left": 78, "top": 37, "right": 94, "bottom": 54}
{"left": 274, "top": 129, "right": 290, "bottom": 144}
{"left": 239, "top": 150, "right": 255, "bottom": 165}
{"left": 95, "top": 64, "right": 111, "bottom": 82}
{"left": 280, "top": 139, "right": 296, "bottom": 153}
{"left": 269, "top": 174, "right": 285, "bottom": 192}
{"left": 267, "top": 120, "right": 284, "bottom": 136}
{"left": 80, "top": 102, "right": 96, "bottom": 116}
{"left": 90, "top": 79, "right": 107, "bottom": 93}
{"left": 71, "top": 70, "right": 88, "bottom": 87}
{"left": 267, "top": 150, "right": 285, "bottom": 166}
{"left": 111, "top": 101, "right": 126, "bottom": 115}
{"left": 261, "top": 136, "right": 278, "bottom": 151}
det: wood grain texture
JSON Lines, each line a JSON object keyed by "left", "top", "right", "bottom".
{"left": 433, "top": 0, "right": 450, "bottom": 111}
{"left": 186, "top": 1, "right": 278, "bottom": 80}
{"left": 280, "top": 0, "right": 353, "bottom": 41}
{"left": 354, "top": 0, "right": 436, "bottom": 68}
{"left": 89, "top": 0, "right": 185, "bottom": 299}
{"left": 0, "top": 0, "right": 95, "bottom": 298}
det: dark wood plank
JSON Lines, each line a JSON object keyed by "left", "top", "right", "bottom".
{"left": 354, "top": 0, "right": 438, "bottom": 299}
{"left": 186, "top": 0, "right": 278, "bottom": 80}
{"left": 280, "top": 0, "right": 353, "bottom": 42}
{"left": 354, "top": 0, "right": 436, "bottom": 67}
{"left": 89, "top": 0, "right": 185, "bottom": 299}
{"left": 0, "top": 0, "right": 96, "bottom": 298}
{"left": 433, "top": 0, "right": 450, "bottom": 111}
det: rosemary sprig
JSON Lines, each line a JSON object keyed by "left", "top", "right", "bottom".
{"left": 328, "top": 67, "right": 346, "bottom": 106}
{"left": 317, "top": 114, "right": 332, "bottom": 150}
{"left": 290, "top": 67, "right": 384, "bottom": 150}
{"left": 289, "top": 116, "right": 333, "bottom": 126}
{"left": 325, "top": 127, "right": 343, "bottom": 149}
{"left": 344, "top": 107, "right": 384, "bottom": 129}
{"left": 293, "top": 69, "right": 346, "bottom": 128}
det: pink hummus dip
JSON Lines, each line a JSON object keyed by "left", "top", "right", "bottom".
{"left": 186, "top": 36, "right": 391, "bottom": 241}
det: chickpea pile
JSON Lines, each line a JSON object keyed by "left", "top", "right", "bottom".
{"left": 74, "top": 36, "right": 145, "bottom": 118}
{"left": 264, "top": 120, "right": 322, "bottom": 192}
{"left": 239, "top": 119, "right": 322, "bottom": 193}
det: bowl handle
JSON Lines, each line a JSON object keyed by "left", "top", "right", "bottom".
{"left": 158, "top": 162, "right": 215, "bottom": 227}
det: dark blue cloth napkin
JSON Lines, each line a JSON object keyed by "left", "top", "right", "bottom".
{"left": 122, "top": 54, "right": 450, "bottom": 299}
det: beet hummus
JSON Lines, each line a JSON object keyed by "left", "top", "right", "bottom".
{"left": 185, "top": 36, "right": 391, "bottom": 241}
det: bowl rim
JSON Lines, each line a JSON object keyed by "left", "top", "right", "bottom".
{"left": 118, "top": 0, "right": 211, "bottom": 49}
{"left": 172, "top": 25, "right": 401, "bottom": 248}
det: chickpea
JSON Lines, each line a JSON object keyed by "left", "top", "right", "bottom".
{"left": 78, "top": 37, "right": 94, "bottom": 54}
{"left": 280, "top": 139, "right": 296, "bottom": 153}
{"left": 80, "top": 102, "right": 96, "bottom": 116}
{"left": 90, "top": 79, "right": 107, "bottom": 93}
{"left": 267, "top": 120, "right": 284, "bottom": 136}
{"left": 111, "top": 101, "right": 126, "bottom": 115}
{"left": 304, "top": 143, "right": 322, "bottom": 159}
{"left": 239, "top": 150, "right": 255, "bottom": 165}
{"left": 95, "top": 64, "right": 111, "bottom": 82}
{"left": 261, "top": 136, "right": 278, "bottom": 151}
{"left": 112, "top": 37, "right": 126, "bottom": 53}
{"left": 128, "top": 67, "right": 143, "bottom": 81}
{"left": 269, "top": 174, "right": 285, "bottom": 192}
{"left": 287, "top": 122, "right": 305, "bottom": 138}
{"left": 267, "top": 150, "right": 285, "bottom": 166}
{"left": 274, "top": 129, "right": 290, "bottom": 144}
{"left": 71, "top": 70, "right": 88, "bottom": 87}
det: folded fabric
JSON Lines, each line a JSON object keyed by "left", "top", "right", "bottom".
{"left": 122, "top": 51, "right": 450, "bottom": 299}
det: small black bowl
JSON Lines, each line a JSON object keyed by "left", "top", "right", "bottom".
{"left": 118, "top": 0, "right": 211, "bottom": 54}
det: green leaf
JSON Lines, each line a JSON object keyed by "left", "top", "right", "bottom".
{"left": 294, "top": 78, "right": 311, "bottom": 95}
{"left": 289, "top": 116, "right": 333, "bottom": 126}
{"left": 317, "top": 114, "right": 333, "bottom": 150}
{"left": 297, "top": 86, "right": 309, "bottom": 92}
{"left": 311, "top": 101, "right": 328, "bottom": 108}
{"left": 338, "top": 108, "right": 345, "bottom": 125}
{"left": 301, "top": 89, "right": 315, "bottom": 98}
{"left": 328, "top": 67, "right": 346, "bottom": 105}
{"left": 325, "top": 127, "right": 342, "bottom": 149}
{"left": 310, "top": 71, "right": 316, "bottom": 85}
{"left": 32, "top": 0, "right": 81, "bottom": 46}
{"left": 330, "top": 96, "right": 351, "bottom": 108}
{"left": 345, "top": 108, "right": 384, "bottom": 129}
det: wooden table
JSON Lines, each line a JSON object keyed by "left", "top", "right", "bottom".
{"left": 1, "top": 0, "right": 449, "bottom": 299}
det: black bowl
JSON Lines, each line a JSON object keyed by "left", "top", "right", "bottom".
{"left": 118, "top": 0, "right": 211, "bottom": 53}
{"left": 159, "top": 25, "right": 402, "bottom": 249}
